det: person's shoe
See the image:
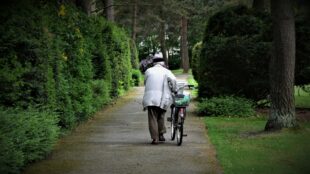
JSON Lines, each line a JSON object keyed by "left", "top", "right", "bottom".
{"left": 151, "top": 139, "right": 159, "bottom": 145}
{"left": 159, "top": 134, "right": 165, "bottom": 141}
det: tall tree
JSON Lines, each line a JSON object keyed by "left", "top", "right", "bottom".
{"left": 265, "top": 0, "right": 297, "bottom": 131}
{"left": 252, "top": 0, "right": 269, "bottom": 12}
{"left": 159, "top": 0, "right": 168, "bottom": 65}
{"left": 181, "top": 16, "right": 189, "bottom": 73}
{"left": 131, "top": 0, "right": 138, "bottom": 42}
{"left": 76, "top": 0, "right": 93, "bottom": 15}
{"left": 103, "top": 0, "right": 114, "bottom": 21}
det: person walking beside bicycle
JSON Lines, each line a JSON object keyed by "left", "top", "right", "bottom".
{"left": 142, "top": 52, "right": 177, "bottom": 145}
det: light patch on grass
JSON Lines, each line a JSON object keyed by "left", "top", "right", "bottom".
{"left": 295, "top": 86, "right": 310, "bottom": 108}
{"left": 187, "top": 74, "right": 198, "bottom": 97}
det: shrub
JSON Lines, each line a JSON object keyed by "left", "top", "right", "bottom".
{"left": 0, "top": 1, "right": 135, "bottom": 128}
{"left": 0, "top": 108, "right": 60, "bottom": 173}
{"left": 168, "top": 52, "right": 181, "bottom": 70}
{"left": 199, "top": 5, "right": 310, "bottom": 101}
{"left": 197, "top": 96, "right": 255, "bottom": 117}
{"left": 131, "top": 69, "right": 142, "bottom": 86}
{"left": 191, "top": 42, "right": 202, "bottom": 81}
{"left": 199, "top": 5, "right": 271, "bottom": 101}
{"left": 0, "top": 2, "right": 136, "bottom": 173}
{"left": 91, "top": 80, "right": 110, "bottom": 110}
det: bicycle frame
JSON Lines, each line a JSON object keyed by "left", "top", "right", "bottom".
{"left": 169, "top": 82, "right": 190, "bottom": 146}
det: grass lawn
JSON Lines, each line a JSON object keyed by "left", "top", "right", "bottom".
{"left": 205, "top": 117, "right": 310, "bottom": 174}
{"left": 295, "top": 86, "right": 310, "bottom": 108}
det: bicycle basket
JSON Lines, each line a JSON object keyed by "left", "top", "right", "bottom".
{"left": 174, "top": 94, "right": 190, "bottom": 107}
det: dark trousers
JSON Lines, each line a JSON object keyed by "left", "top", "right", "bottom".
{"left": 147, "top": 106, "right": 166, "bottom": 140}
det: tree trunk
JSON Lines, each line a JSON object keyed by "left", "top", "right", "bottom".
{"left": 131, "top": 0, "right": 138, "bottom": 42}
{"left": 159, "top": 22, "right": 168, "bottom": 65}
{"left": 181, "top": 16, "right": 189, "bottom": 73}
{"left": 76, "top": 0, "right": 92, "bottom": 15}
{"left": 253, "top": 0, "right": 270, "bottom": 12}
{"left": 265, "top": 0, "right": 297, "bottom": 131}
{"left": 158, "top": 2, "right": 168, "bottom": 66}
{"left": 103, "top": 0, "right": 114, "bottom": 21}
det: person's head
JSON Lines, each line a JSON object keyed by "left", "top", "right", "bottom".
{"left": 153, "top": 52, "right": 166, "bottom": 67}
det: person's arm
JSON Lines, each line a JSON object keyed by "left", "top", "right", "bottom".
{"left": 167, "top": 71, "right": 177, "bottom": 93}
{"left": 144, "top": 69, "right": 150, "bottom": 85}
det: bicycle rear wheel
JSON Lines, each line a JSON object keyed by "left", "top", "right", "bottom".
{"left": 171, "top": 108, "right": 176, "bottom": 140}
{"left": 177, "top": 119, "right": 183, "bottom": 146}
{"left": 176, "top": 107, "right": 185, "bottom": 146}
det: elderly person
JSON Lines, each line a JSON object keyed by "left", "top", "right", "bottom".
{"left": 142, "top": 53, "right": 177, "bottom": 145}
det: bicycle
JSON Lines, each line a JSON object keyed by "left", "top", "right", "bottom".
{"left": 168, "top": 82, "right": 191, "bottom": 146}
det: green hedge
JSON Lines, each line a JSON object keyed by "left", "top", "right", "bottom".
{"left": 197, "top": 5, "right": 310, "bottom": 101}
{"left": 131, "top": 69, "right": 143, "bottom": 86}
{"left": 191, "top": 42, "right": 202, "bottom": 81}
{"left": 0, "top": 108, "right": 59, "bottom": 174}
{"left": 197, "top": 96, "right": 255, "bottom": 117}
{"left": 0, "top": 1, "right": 137, "bottom": 173}
{"left": 0, "top": 0, "right": 135, "bottom": 127}
{"left": 198, "top": 6, "right": 271, "bottom": 101}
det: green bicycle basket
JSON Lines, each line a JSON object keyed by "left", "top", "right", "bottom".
{"left": 174, "top": 94, "right": 190, "bottom": 107}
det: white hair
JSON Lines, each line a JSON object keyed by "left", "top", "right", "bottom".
{"left": 154, "top": 61, "right": 165, "bottom": 66}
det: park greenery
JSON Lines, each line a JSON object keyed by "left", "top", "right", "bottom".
{"left": 0, "top": 0, "right": 309, "bottom": 173}
{"left": 193, "top": 5, "right": 310, "bottom": 101}
{"left": 192, "top": 3, "right": 310, "bottom": 173}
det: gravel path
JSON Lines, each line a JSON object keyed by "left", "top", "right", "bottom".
{"left": 23, "top": 75, "right": 222, "bottom": 174}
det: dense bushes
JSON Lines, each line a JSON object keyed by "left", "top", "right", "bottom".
{"left": 197, "top": 96, "right": 255, "bottom": 117}
{"left": 197, "top": 6, "right": 271, "bottom": 101}
{"left": 168, "top": 51, "right": 181, "bottom": 70}
{"left": 131, "top": 69, "right": 143, "bottom": 86}
{"left": 0, "top": 0, "right": 135, "bottom": 126}
{"left": 0, "top": 0, "right": 137, "bottom": 173}
{"left": 196, "top": 5, "right": 310, "bottom": 101}
{"left": 191, "top": 42, "right": 202, "bottom": 81}
{"left": 0, "top": 108, "right": 59, "bottom": 173}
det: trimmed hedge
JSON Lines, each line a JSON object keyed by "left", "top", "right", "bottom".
{"left": 197, "top": 5, "right": 310, "bottom": 101}
{"left": 0, "top": 0, "right": 138, "bottom": 173}
{"left": 0, "top": 108, "right": 59, "bottom": 174}
{"left": 198, "top": 6, "right": 271, "bottom": 101}
{"left": 197, "top": 96, "right": 255, "bottom": 117}
{"left": 0, "top": 0, "right": 135, "bottom": 127}
{"left": 191, "top": 42, "right": 202, "bottom": 81}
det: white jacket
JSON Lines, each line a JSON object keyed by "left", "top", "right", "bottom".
{"left": 142, "top": 64, "right": 177, "bottom": 111}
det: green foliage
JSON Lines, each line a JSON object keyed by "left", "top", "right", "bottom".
{"left": 0, "top": 108, "right": 59, "bottom": 174}
{"left": 191, "top": 42, "right": 202, "bottom": 81}
{"left": 295, "top": 14, "right": 310, "bottom": 86}
{"left": 295, "top": 86, "right": 310, "bottom": 108}
{"left": 0, "top": 1, "right": 136, "bottom": 172}
{"left": 0, "top": 1, "right": 135, "bottom": 126}
{"left": 197, "top": 96, "right": 255, "bottom": 117}
{"left": 198, "top": 5, "right": 271, "bottom": 101}
{"left": 198, "top": 5, "right": 310, "bottom": 101}
{"left": 168, "top": 52, "right": 181, "bottom": 70}
{"left": 131, "top": 69, "right": 142, "bottom": 86}
{"left": 91, "top": 80, "right": 110, "bottom": 110}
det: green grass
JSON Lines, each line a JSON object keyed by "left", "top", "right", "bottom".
{"left": 205, "top": 117, "right": 310, "bottom": 174}
{"left": 257, "top": 86, "right": 310, "bottom": 108}
{"left": 171, "top": 69, "right": 193, "bottom": 75}
{"left": 171, "top": 69, "right": 184, "bottom": 75}
{"left": 295, "top": 86, "right": 310, "bottom": 108}
{"left": 187, "top": 74, "right": 198, "bottom": 97}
